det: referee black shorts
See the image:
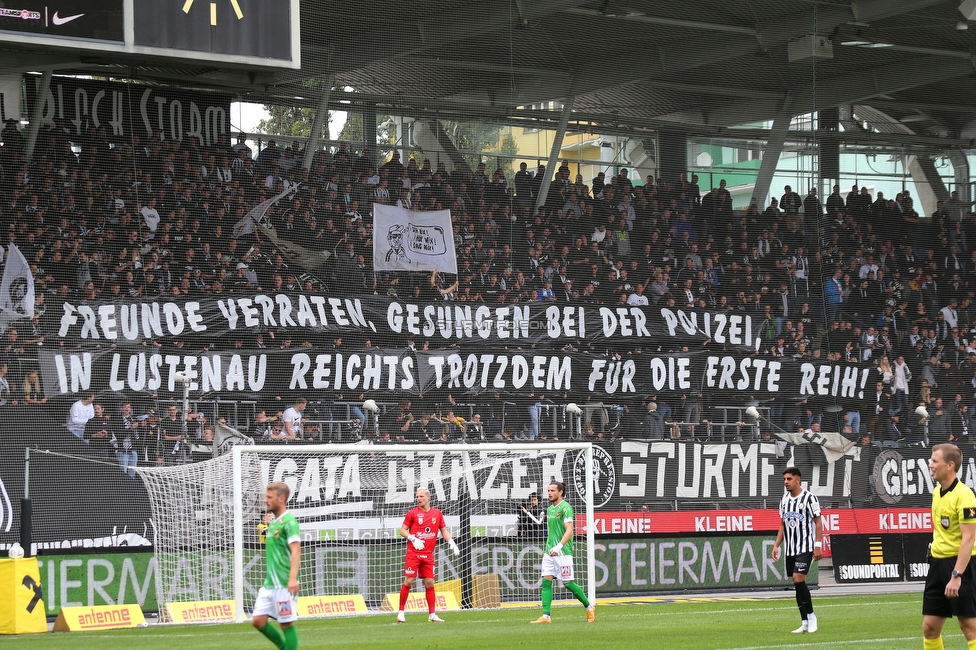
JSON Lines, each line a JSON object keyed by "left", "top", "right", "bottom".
{"left": 923, "top": 556, "right": 976, "bottom": 619}
{"left": 786, "top": 552, "right": 813, "bottom": 577}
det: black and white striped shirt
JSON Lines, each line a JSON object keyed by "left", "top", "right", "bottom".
{"left": 779, "top": 489, "right": 821, "bottom": 556}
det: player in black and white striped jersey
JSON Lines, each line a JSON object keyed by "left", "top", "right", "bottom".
{"left": 772, "top": 466, "right": 823, "bottom": 634}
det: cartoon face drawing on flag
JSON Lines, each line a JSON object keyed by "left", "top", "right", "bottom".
{"left": 386, "top": 224, "right": 410, "bottom": 263}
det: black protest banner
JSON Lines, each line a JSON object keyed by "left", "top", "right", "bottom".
{"left": 25, "top": 75, "right": 232, "bottom": 147}
{"left": 38, "top": 346, "right": 876, "bottom": 404}
{"left": 52, "top": 295, "right": 760, "bottom": 349}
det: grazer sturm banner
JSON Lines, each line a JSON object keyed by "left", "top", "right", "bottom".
{"left": 25, "top": 75, "right": 232, "bottom": 146}
{"left": 225, "top": 443, "right": 854, "bottom": 517}
{"left": 373, "top": 205, "right": 458, "bottom": 274}
{"left": 52, "top": 295, "right": 761, "bottom": 349}
{"left": 38, "top": 345, "right": 876, "bottom": 404}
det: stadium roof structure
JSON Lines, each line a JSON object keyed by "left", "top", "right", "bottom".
{"left": 3, "top": 0, "right": 976, "bottom": 148}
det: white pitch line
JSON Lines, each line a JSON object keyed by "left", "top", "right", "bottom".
{"left": 719, "top": 635, "right": 963, "bottom": 650}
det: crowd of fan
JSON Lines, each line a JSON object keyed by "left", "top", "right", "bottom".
{"left": 3, "top": 118, "right": 976, "bottom": 459}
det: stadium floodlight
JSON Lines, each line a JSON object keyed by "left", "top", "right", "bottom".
{"left": 136, "top": 443, "right": 597, "bottom": 622}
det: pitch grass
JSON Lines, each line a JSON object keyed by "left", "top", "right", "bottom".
{"left": 2, "top": 593, "right": 949, "bottom": 650}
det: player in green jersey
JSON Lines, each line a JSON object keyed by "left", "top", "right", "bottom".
{"left": 530, "top": 481, "right": 595, "bottom": 624}
{"left": 252, "top": 482, "right": 301, "bottom": 650}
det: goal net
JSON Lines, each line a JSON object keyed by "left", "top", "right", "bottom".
{"left": 137, "top": 443, "right": 595, "bottom": 622}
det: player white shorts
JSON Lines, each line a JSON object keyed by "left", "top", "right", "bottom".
{"left": 541, "top": 554, "right": 575, "bottom": 582}
{"left": 252, "top": 586, "right": 299, "bottom": 624}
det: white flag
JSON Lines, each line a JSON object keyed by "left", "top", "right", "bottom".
{"left": 233, "top": 184, "right": 298, "bottom": 238}
{"left": 773, "top": 430, "right": 856, "bottom": 464}
{"left": 373, "top": 204, "right": 457, "bottom": 274}
{"left": 0, "top": 244, "right": 34, "bottom": 323}
{"left": 256, "top": 224, "right": 331, "bottom": 271}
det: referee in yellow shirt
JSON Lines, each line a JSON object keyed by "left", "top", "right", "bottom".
{"left": 924, "top": 443, "right": 976, "bottom": 650}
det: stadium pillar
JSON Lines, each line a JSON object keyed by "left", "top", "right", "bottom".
{"left": 910, "top": 155, "right": 947, "bottom": 218}
{"left": 657, "top": 131, "right": 688, "bottom": 189}
{"left": 24, "top": 71, "right": 51, "bottom": 164}
{"left": 534, "top": 96, "right": 575, "bottom": 214}
{"left": 362, "top": 104, "right": 377, "bottom": 164}
{"left": 749, "top": 113, "right": 791, "bottom": 209}
{"left": 303, "top": 75, "right": 335, "bottom": 171}
{"left": 948, "top": 150, "right": 971, "bottom": 202}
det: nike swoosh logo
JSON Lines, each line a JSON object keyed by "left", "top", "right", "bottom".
{"left": 51, "top": 11, "right": 84, "bottom": 25}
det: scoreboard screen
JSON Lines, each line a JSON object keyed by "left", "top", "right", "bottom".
{"left": 0, "top": 1, "right": 124, "bottom": 42}
{"left": 134, "top": 0, "right": 293, "bottom": 61}
{"left": 0, "top": 0, "right": 299, "bottom": 69}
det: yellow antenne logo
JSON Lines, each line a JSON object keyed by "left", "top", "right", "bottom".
{"left": 182, "top": 0, "right": 243, "bottom": 26}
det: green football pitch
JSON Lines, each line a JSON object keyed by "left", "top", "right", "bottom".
{"left": 2, "top": 593, "right": 944, "bottom": 650}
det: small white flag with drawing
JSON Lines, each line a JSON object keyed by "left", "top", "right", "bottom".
{"left": 373, "top": 204, "right": 457, "bottom": 274}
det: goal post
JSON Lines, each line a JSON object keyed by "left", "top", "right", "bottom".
{"left": 139, "top": 442, "right": 596, "bottom": 623}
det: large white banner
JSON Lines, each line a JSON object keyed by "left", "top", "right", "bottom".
{"left": 373, "top": 204, "right": 457, "bottom": 274}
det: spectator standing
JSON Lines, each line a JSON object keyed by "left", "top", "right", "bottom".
{"left": 282, "top": 397, "right": 307, "bottom": 440}
{"left": 84, "top": 403, "right": 117, "bottom": 458}
{"left": 67, "top": 391, "right": 95, "bottom": 440}
{"left": 118, "top": 402, "right": 143, "bottom": 477}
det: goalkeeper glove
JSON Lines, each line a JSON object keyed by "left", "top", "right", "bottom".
{"left": 448, "top": 540, "right": 460, "bottom": 556}
{"left": 551, "top": 543, "right": 563, "bottom": 555}
{"left": 408, "top": 534, "right": 425, "bottom": 551}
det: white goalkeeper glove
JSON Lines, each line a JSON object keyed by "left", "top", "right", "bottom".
{"left": 551, "top": 543, "right": 563, "bottom": 555}
{"left": 408, "top": 534, "right": 425, "bottom": 551}
{"left": 448, "top": 540, "right": 460, "bottom": 556}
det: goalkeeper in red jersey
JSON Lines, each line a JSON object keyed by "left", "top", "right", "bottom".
{"left": 397, "top": 487, "right": 459, "bottom": 623}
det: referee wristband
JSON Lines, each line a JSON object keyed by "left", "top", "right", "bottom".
{"left": 814, "top": 542, "right": 822, "bottom": 548}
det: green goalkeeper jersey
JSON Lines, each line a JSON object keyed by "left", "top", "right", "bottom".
{"left": 545, "top": 500, "right": 574, "bottom": 556}
{"left": 264, "top": 511, "right": 301, "bottom": 589}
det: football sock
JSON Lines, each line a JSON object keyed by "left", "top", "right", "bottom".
{"left": 426, "top": 587, "right": 436, "bottom": 614}
{"left": 282, "top": 624, "right": 298, "bottom": 650}
{"left": 257, "top": 622, "right": 286, "bottom": 650}
{"left": 923, "top": 636, "right": 944, "bottom": 650}
{"left": 398, "top": 584, "right": 411, "bottom": 612}
{"left": 542, "top": 578, "right": 553, "bottom": 615}
{"left": 565, "top": 581, "right": 589, "bottom": 608}
{"left": 794, "top": 581, "right": 812, "bottom": 616}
